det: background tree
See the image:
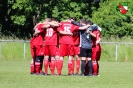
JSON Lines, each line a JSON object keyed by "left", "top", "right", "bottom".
{"left": 0, "top": 0, "right": 133, "bottom": 39}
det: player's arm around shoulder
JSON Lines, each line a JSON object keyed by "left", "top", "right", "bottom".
{"left": 57, "top": 26, "right": 73, "bottom": 36}
{"left": 33, "top": 22, "right": 42, "bottom": 30}
{"left": 96, "top": 37, "right": 101, "bottom": 45}
{"left": 33, "top": 23, "right": 48, "bottom": 36}
{"left": 78, "top": 24, "right": 91, "bottom": 30}
{"left": 58, "top": 29, "right": 73, "bottom": 36}
{"left": 33, "top": 30, "right": 40, "bottom": 37}
{"left": 96, "top": 31, "right": 102, "bottom": 45}
{"left": 87, "top": 30, "right": 96, "bottom": 38}
{"left": 42, "top": 23, "right": 50, "bottom": 29}
{"left": 48, "top": 22, "right": 60, "bottom": 27}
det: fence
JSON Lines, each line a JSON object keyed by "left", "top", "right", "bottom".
{"left": 0, "top": 40, "right": 133, "bottom": 61}
{"left": 101, "top": 42, "right": 133, "bottom": 62}
{"left": 0, "top": 40, "right": 30, "bottom": 59}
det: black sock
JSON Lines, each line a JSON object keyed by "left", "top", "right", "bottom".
{"left": 88, "top": 60, "right": 93, "bottom": 74}
{"left": 81, "top": 60, "right": 86, "bottom": 74}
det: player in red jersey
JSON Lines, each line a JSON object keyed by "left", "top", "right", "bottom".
{"left": 54, "top": 32, "right": 60, "bottom": 75}
{"left": 43, "top": 18, "right": 59, "bottom": 75}
{"left": 57, "top": 18, "right": 91, "bottom": 75}
{"left": 71, "top": 31, "right": 80, "bottom": 75}
{"left": 91, "top": 24, "right": 102, "bottom": 76}
{"left": 31, "top": 18, "right": 51, "bottom": 75}
{"left": 68, "top": 18, "right": 80, "bottom": 75}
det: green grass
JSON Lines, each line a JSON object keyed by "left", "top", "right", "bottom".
{"left": 0, "top": 42, "right": 133, "bottom": 62}
{"left": 0, "top": 59, "right": 133, "bottom": 88}
{"left": 101, "top": 44, "right": 133, "bottom": 62}
{"left": 0, "top": 42, "right": 31, "bottom": 60}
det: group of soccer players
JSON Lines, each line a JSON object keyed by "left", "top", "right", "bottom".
{"left": 30, "top": 17, "right": 102, "bottom": 76}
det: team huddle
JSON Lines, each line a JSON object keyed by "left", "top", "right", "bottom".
{"left": 30, "top": 17, "right": 102, "bottom": 76}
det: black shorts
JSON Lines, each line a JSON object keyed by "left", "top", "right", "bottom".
{"left": 34, "top": 56, "right": 44, "bottom": 62}
{"left": 79, "top": 48, "right": 92, "bottom": 58}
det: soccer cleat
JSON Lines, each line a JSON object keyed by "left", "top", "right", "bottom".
{"left": 87, "top": 74, "right": 93, "bottom": 76}
{"left": 57, "top": 73, "right": 62, "bottom": 76}
{"left": 75, "top": 73, "right": 79, "bottom": 76}
{"left": 68, "top": 74, "right": 72, "bottom": 76}
{"left": 68, "top": 73, "right": 75, "bottom": 76}
{"left": 30, "top": 72, "right": 35, "bottom": 75}
{"left": 44, "top": 73, "right": 48, "bottom": 76}
{"left": 51, "top": 73, "right": 56, "bottom": 76}
{"left": 39, "top": 72, "right": 45, "bottom": 75}
{"left": 84, "top": 73, "right": 89, "bottom": 76}
{"left": 80, "top": 73, "right": 85, "bottom": 76}
{"left": 71, "top": 74, "right": 74, "bottom": 76}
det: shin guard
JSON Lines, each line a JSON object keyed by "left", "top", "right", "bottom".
{"left": 76, "top": 58, "right": 80, "bottom": 74}
{"left": 44, "top": 58, "right": 49, "bottom": 75}
{"left": 71, "top": 59, "right": 75, "bottom": 74}
{"left": 51, "top": 57, "right": 55, "bottom": 75}
{"left": 68, "top": 60, "right": 72, "bottom": 74}
{"left": 58, "top": 60, "right": 63, "bottom": 75}
{"left": 35, "top": 62, "right": 40, "bottom": 74}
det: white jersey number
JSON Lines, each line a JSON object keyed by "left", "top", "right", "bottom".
{"left": 46, "top": 28, "right": 53, "bottom": 37}
{"left": 64, "top": 26, "right": 71, "bottom": 33}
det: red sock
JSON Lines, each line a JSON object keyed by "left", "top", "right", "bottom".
{"left": 71, "top": 59, "right": 74, "bottom": 74}
{"left": 56, "top": 60, "right": 59, "bottom": 74}
{"left": 35, "top": 62, "right": 40, "bottom": 74}
{"left": 76, "top": 58, "right": 80, "bottom": 74}
{"left": 58, "top": 60, "right": 63, "bottom": 75}
{"left": 68, "top": 60, "right": 72, "bottom": 74}
{"left": 51, "top": 57, "right": 55, "bottom": 75}
{"left": 49, "top": 62, "right": 52, "bottom": 73}
{"left": 93, "top": 61, "right": 98, "bottom": 75}
{"left": 30, "top": 63, "right": 34, "bottom": 73}
{"left": 39, "top": 63, "right": 42, "bottom": 73}
{"left": 44, "top": 58, "right": 48, "bottom": 75}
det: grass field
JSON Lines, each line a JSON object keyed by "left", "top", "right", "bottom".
{"left": 0, "top": 59, "right": 133, "bottom": 88}
{"left": 1, "top": 42, "right": 133, "bottom": 62}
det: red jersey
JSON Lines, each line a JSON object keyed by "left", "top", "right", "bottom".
{"left": 44, "top": 27, "right": 58, "bottom": 45}
{"left": 33, "top": 23, "right": 45, "bottom": 46}
{"left": 58, "top": 22, "right": 79, "bottom": 44}
{"left": 73, "top": 31, "right": 80, "bottom": 45}
{"left": 92, "top": 30, "right": 101, "bottom": 51}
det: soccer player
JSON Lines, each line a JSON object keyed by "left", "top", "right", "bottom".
{"left": 57, "top": 18, "right": 91, "bottom": 75}
{"left": 91, "top": 24, "right": 102, "bottom": 76}
{"left": 68, "top": 18, "right": 80, "bottom": 75}
{"left": 72, "top": 19, "right": 95, "bottom": 76}
{"left": 43, "top": 18, "right": 59, "bottom": 75}
{"left": 71, "top": 31, "right": 80, "bottom": 75}
{"left": 32, "top": 18, "right": 51, "bottom": 75}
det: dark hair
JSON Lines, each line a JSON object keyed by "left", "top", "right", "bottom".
{"left": 80, "top": 18, "right": 86, "bottom": 24}
{"left": 51, "top": 17, "right": 57, "bottom": 21}
{"left": 86, "top": 20, "right": 93, "bottom": 25}
{"left": 71, "top": 17, "right": 77, "bottom": 21}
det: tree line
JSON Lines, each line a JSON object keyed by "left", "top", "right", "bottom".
{"left": 0, "top": 0, "right": 133, "bottom": 39}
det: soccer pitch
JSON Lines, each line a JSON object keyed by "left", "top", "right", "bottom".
{"left": 0, "top": 59, "right": 133, "bottom": 88}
